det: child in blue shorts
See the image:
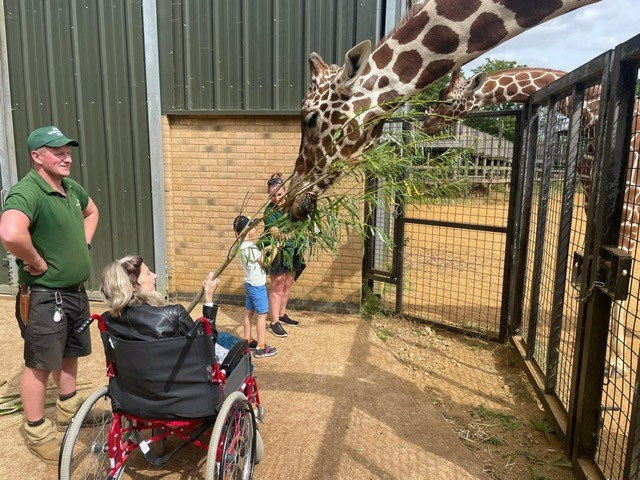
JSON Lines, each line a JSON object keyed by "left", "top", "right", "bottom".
{"left": 233, "top": 215, "right": 277, "bottom": 358}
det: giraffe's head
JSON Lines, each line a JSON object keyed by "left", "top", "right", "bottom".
{"left": 286, "top": 0, "right": 600, "bottom": 220}
{"left": 422, "top": 69, "right": 486, "bottom": 135}
{"left": 288, "top": 40, "right": 391, "bottom": 221}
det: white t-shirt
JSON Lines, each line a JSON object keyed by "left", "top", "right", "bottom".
{"left": 239, "top": 241, "right": 267, "bottom": 286}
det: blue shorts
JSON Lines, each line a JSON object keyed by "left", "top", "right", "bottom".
{"left": 244, "top": 283, "right": 269, "bottom": 314}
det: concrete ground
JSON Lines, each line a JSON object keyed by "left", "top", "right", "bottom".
{"left": 0, "top": 296, "right": 487, "bottom": 479}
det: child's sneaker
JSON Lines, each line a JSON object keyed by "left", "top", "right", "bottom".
{"left": 268, "top": 321, "right": 288, "bottom": 337}
{"left": 253, "top": 345, "right": 278, "bottom": 358}
{"left": 279, "top": 313, "right": 299, "bottom": 327}
{"left": 248, "top": 338, "right": 258, "bottom": 349}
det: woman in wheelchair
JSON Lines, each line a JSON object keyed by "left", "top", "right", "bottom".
{"left": 99, "top": 255, "right": 220, "bottom": 341}
{"left": 58, "top": 256, "right": 263, "bottom": 479}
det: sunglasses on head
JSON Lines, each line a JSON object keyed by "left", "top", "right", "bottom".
{"left": 267, "top": 177, "right": 284, "bottom": 187}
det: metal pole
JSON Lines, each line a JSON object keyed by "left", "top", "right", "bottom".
{"left": 526, "top": 98, "right": 558, "bottom": 361}
{"left": 509, "top": 105, "right": 539, "bottom": 337}
{"left": 569, "top": 50, "right": 618, "bottom": 465}
{"left": 142, "top": 0, "right": 168, "bottom": 296}
{"left": 545, "top": 84, "right": 585, "bottom": 393}
{"left": 0, "top": 0, "right": 19, "bottom": 291}
{"left": 500, "top": 109, "right": 523, "bottom": 341}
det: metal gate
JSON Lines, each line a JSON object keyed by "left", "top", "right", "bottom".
{"left": 363, "top": 109, "right": 523, "bottom": 341}
{"left": 509, "top": 34, "right": 640, "bottom": 479}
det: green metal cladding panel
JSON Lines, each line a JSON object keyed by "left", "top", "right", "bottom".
{"left": 158, "top": 0, "right": 380, "bottom": 114}
{"left": 4, "top": 0, "right": 155, "bottom": 290}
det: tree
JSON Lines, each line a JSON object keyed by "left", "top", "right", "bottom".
{"left": 464, "top": 58, "right": 527, "bottom": 142}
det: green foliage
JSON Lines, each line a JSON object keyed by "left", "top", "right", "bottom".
{"left": 374, "top": 326, "right": 395, "bottom": 342}
{"left": 482, "top": 434, "right": 507, "bottom": 446}
{"left": 257, "top": 124, "right": 467, "bottom": 269}
{"left": 360, "top": 288, "right": 392, "bottom": 320}
{"left": 529, "top": 416, "right": 555, "bottom": 440}
{"left": 470, "top": 58, "right": 524, "bottom": 76}
{"left": 473, "top": 405, "right": 520, "bottom": 431}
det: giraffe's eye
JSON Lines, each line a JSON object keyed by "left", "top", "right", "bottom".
{"left": 304, "top": 112, "right": 318, "bottom": 129}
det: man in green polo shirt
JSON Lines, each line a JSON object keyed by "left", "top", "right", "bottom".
{"left": 0, "top": 125, "right": 99, "bottom": 463}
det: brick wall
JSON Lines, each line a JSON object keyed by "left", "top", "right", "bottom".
{"left": 161, "top": 115, "right": 362, "bottom": 312}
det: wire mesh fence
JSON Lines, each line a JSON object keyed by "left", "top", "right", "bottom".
{"left": 363, "top": 33, "right": 640, "bottom": 480}
{"left": 401, "top": 116, "right": 516, "bottom": 339}
{"left": 510, "top": 35, "right": 640, "bottom": 480}
{"left": 594, "top": 82, "right": 640, "bottom": 480}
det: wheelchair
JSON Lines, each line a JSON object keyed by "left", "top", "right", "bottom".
{"left": 58, "top": 314, "right": 264, "bottom": 479}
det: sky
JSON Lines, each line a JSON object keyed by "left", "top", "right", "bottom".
{"left": 463, "top": 0, "right": 639, "bottom": 75}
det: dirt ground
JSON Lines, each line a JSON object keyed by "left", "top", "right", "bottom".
{"left": 366, "top": 312, "right": 576, "bottom": 480}
{"left": 0, "top": 297, "right": 491, "bottom": 480}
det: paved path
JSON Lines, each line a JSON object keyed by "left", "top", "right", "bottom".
{"left": 0, "top": 298, "right": 487, "bottom": 479}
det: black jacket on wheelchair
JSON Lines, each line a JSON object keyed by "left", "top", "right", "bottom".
{"left": 103, "top": 303, "right": 218, "bottom": 343}
{"left": 101, "top": 303, "right": 224, "bottom": 419}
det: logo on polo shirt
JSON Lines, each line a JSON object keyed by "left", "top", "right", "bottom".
{"left": 75, "top": 199, "right": 81, "bottom": 209}
{"left": 47, "top": 127, "right": 63, "bottom": 137}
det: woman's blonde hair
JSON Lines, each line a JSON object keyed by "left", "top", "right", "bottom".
{"left": 100, "top": 255, "right": 165, "bottom": 317}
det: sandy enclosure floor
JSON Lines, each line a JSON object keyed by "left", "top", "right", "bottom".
{"left": 0, "top": 297, "right": 488, "bottom": 480}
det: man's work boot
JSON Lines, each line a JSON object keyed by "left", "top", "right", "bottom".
{"left": 56, "top": 393, "right": 85, "bottom": 430}
{"left": 56, "top": 394, "right": 109, "bottom": 431}
{"left": 24, "top": 419, "right": 61, "bottom": 465}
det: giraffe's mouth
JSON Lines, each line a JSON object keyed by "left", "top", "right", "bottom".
{"left": 289, "top": 192, "right": 317, "bottom": 221}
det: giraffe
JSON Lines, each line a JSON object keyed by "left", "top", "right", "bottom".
{"left": 421, "top": 67, "right": 567, "bottom": 135}
{"left": 285, "top": 0, "right": 602, "bottom": 221}
{"left": 419, "top": 67, "right": 640, "bottom": 377}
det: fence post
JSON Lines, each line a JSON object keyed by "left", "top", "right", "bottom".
{"left": 614, "top": 45, "right": 640, "bottom": 480}
{"left": 569, "top": 48, "right": 624, "bottom": 466}
{"left": 526, "top": 97, "right": 559, "bottom": 361}
{"left": 501, "top": 109, "right": 524, "bottom": 341}
{"left": 393, "top": 121, "right": 410, "bottom": 314}
{"left": 545, "top": 84, "right": 586, "bottom": 393}
{"left": 361, "top": 174, "right": 376, "bottom": 301}
{"left": 509, "top": 105, "right": 540, "bottom": 336}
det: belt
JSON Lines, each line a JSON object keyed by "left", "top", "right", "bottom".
{"left": 28, "top": 283, "right": 85, "bottom": 293}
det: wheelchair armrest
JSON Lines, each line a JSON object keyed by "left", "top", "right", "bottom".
{"left": 221, "top": 340, "right": 249, "bottom": 373}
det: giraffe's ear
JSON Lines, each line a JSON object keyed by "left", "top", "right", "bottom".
{"left": 309, "top": 53, "right": 329, "bottom": 80}
{"left": 336, "top": 40, "right": 372, "bottom": 94}
{"left": 464, "top": 72, "right": 487, "bottom": 95}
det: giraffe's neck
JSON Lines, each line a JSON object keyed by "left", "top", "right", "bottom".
{"left": 467, "top": 68, "right": 566, "bottom": 109}
{"left": 357, "top": 0, "right": 600, "bottom": 116}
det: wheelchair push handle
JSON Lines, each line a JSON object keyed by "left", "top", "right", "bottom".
{"left": 75, "top": 317, "right": 93, "bottom": 335}
{"left": 75, "top": 314, "right": 106, "bottom": 335}
{"left": 186, "top": 317, "right": 214, "bottom": 339}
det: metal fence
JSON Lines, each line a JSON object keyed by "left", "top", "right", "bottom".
{"left": 363, "top": 110, "right": 523, "bottom": 341}
{"left": 363, "top": 33, "right": 640, "bottom": 479}
{"left": 509, "top": 34, "right": 640, "bottom": 479}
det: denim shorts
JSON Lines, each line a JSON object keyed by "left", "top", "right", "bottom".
{"left": 244, "top": 283, "right": 269, "bottom": 314}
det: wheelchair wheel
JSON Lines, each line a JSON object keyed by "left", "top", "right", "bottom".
{"left": 205, "top": 391, "right": 256, "bottom": 479}
{"left": 255, "top": 429, "right": 264, "bottom": 465}
{"left": 58, "top": 386, "right": 123, "bottom": 480}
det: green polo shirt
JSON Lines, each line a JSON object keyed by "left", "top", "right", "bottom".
{"left": 2, "top": 170, "right": 91, "bottom": 287}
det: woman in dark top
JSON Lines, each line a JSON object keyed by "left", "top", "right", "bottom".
{"left": 262, "top": 173, "right": 306, "bottom": 338}
{"left": 99, "top": 255, "right": 220, "bottom": 342}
